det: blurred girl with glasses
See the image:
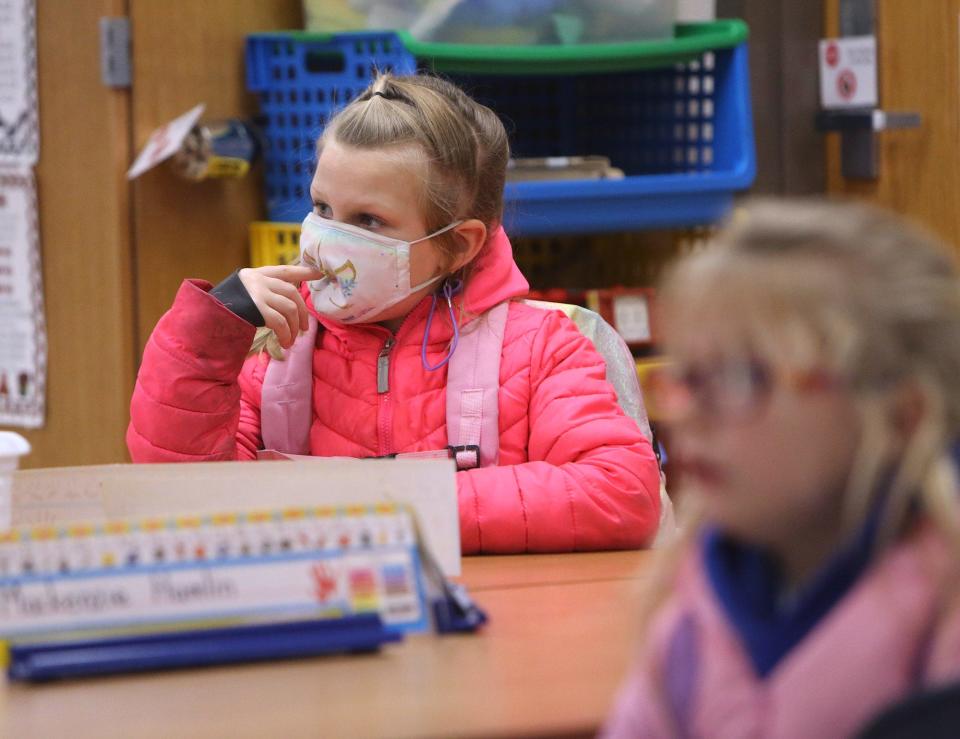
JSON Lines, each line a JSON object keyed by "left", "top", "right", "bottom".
{"left": 603, "top": 199, "right": 960, "bottom": 738}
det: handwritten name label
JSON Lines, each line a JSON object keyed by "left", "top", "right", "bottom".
{"left": 0, "top": 506, "right": 427, "bottom": 639}
{"left": 1, "top": 582, "right": 130, "bottom": 618}
{"left": 0, "top": 551, "right": 422, "bottom": 638}
{"left": 150, "top": 572, "right": 238, "bottom": 605}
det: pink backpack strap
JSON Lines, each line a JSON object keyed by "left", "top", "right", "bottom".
{"left": 260, "top": 315, "right": 319, "bottom": 455}
{"left": 446, "top": 301, "right": 509, "bottom": 471}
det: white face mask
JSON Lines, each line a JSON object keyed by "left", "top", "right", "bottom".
{"left": 299, "top": 213, "right": 462, "bottom": 324}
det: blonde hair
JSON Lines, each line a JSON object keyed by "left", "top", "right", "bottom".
{"left": 642, "top": 197, "right": 960, "bottom": 632}
{"left": 326, "top": 72, "right": 509, "bottom": 258}
{"left": 250, "top": 72, "right": 510, "bottom": 359}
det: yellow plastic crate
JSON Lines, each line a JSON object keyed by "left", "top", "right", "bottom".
{"left": 636, "top": 357, "right": 669, "bottom": 422}
{"left": 249, "top": 221, "right": 301, "bottom": 268}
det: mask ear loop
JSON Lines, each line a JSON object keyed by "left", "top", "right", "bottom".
{"left": 422, "top": 278, "right": 463, "bottom": 371}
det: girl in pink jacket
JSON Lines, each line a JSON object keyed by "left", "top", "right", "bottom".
{"left": 127, "top": 73, "right": 661, "bottom": 554}
{"left": 603, "top": 199, "right": 960, "bottom": 738}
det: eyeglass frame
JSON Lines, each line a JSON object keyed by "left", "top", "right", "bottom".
{"left": 647, "top": 356, "right": 842, "bottom": 422}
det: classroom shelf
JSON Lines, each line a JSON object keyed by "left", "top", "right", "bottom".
{"left": 245, "top": 21, "right": 756, "bottom": 235}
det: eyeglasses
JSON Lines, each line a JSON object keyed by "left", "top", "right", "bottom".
{"left": 648, "top": 357, "right": 840, "bottom": 422}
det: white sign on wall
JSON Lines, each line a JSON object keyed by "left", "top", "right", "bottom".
{"left": 0, "top": 169, "right": 45, "bottom": 428}
{"left": 0, "top": 0, "right": 43, "bottom": 429}
{"left": 0, "top": 0, "right": 38, "bottom": 166}
{"left": 819, "top": 35, "right": 878, "bottom": 109}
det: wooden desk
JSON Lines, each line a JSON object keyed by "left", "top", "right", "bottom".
{"left": 455, "top": 550, "right": 651, "bottom": 593}
{"left": 0, "top": 551, "right": 652, "bottom": 739}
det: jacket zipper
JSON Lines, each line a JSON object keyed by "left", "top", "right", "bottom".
{"left": 376, "top": 337, "right": 395, "bottom": 456}
{"left": 374, "top": 300, "right": 432, "bottom": 457}
{"left": 377, "top": 338, "right": 394, "bottom": 394}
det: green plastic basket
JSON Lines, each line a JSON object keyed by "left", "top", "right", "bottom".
{"left": 402, "top": 20, "right": 747, "bottom": 74}
{"left": 276, "top": 20, "right": 748, "bottom": 75}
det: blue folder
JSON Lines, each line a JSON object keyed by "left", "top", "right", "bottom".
{"left": 7, "top": 613, "right": 398, "bottom": 682}
{"left": 7, "top": 584, "right": 489, "bottom": 682}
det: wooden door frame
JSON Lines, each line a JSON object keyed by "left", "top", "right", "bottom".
{"left": 717, "top": 0, "right": 826, "bottom": 195}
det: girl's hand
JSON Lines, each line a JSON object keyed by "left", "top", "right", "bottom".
{"left": 238, "top": 265, "right": 324, "bottom": 349}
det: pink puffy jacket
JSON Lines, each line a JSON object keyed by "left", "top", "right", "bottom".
{"left": 127, "top": 228, "right": 661, "bottom": 553}
{"left": 602, "top": 523, "right": 960, "bottom": 738}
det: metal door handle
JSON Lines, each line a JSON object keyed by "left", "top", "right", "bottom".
{"left": 816, "top": 109, "right": 921, "bottom": 131}
{"left": 816, "top": 109, "right": 921, "bottom": 179}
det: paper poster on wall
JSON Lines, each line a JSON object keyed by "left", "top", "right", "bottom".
{"left": 0, "top": 0, "right": 38, "bottom": 165}
{"left": 0, "top": 169, "right": 45, "bottom": 428}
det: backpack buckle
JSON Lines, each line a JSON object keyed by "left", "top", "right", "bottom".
{"left": 448, "top": 444, "right": 481, "bottom": 470}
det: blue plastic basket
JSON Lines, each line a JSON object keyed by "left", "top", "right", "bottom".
{"left": 245, "top": 25, "right": 755, "bottom": 235}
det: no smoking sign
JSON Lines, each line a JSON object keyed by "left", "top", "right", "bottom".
{"left": 819, "top": 35, "right": 877, "bottom": 109}
{"left": 837, "top": 69, "right": 857, "bottom": 100}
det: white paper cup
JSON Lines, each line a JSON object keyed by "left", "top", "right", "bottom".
{"left": 0, "top": 432, "right": 31, "bottom": 531}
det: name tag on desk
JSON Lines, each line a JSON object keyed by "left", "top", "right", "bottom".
{"left": 0, "top": 504, "right": 428, "bottom": 640}
{"left": 12, "top": 457, "right": 461, "bottom": 575}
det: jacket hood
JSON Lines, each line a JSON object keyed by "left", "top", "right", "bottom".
{"left": 457, "top": 225, "right": 530, "bottom": 315}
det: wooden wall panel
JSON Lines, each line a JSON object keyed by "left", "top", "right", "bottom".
{"left": 14, "top": 0, "right": 135, "bottom": 468}
{"left": 11, "top": 1, "right": 302, "bottom": 468}
{"left": 130, "top": 1, "right": 302, "bottom": 356}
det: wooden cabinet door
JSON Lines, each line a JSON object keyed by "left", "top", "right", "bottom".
{"left": 19, "top": 0, "right": 134, "bottom": 468}
{"left": 17, "top": 1, "right": 300, "bottom": 468}
{"left": 129, "top": 1, "right": 301, "bottom": 358}
{"left": 825, "top": 0, "right": 960, "bottom": 248}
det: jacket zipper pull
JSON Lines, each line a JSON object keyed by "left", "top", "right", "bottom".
{"left": 377, "top": 338, "right": 395, "bottom": 394}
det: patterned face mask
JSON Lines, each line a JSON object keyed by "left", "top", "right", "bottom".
{"left": 298, "top": 213, "right": 461, "bottom": 324}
